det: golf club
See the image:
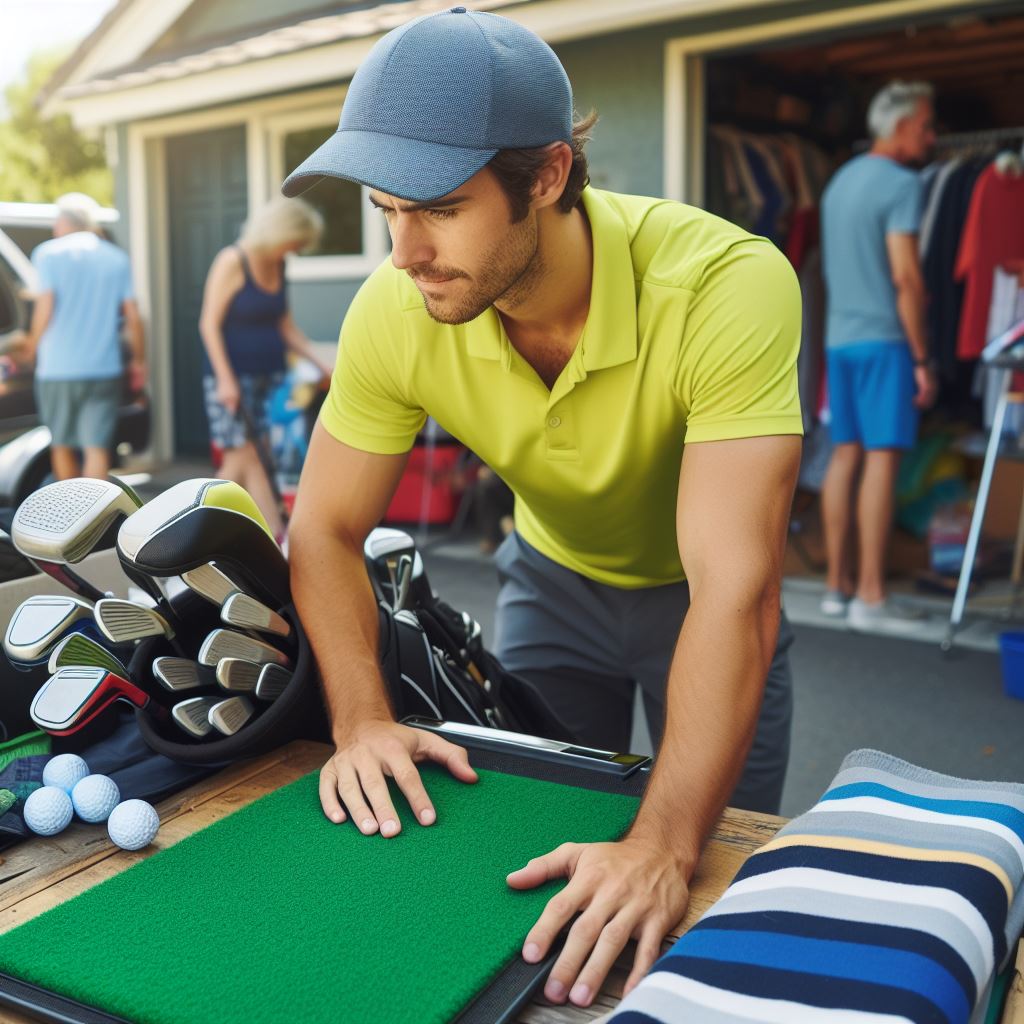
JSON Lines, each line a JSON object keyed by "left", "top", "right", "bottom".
{"left": 208, "top": 696, "right": 255, "bottom": 736}
{"left": 117, "top": 479, "right": 290, "bottom": 610}
{"left": 255, "top": 663, "right": 292, "bottom": 702}
{"left": 363, "top": 527, "right": 432, "bottom": 608}
{"left": 30, "top": 666, "right": 157, "bottom": 736}
{"left": 94, "top": 598, "right": 176, "bottom": 645}
{"left": 4, "top": 595, "right": 95, "bottom": 667}
{"left": 181, "top": 562, "right": 245, "bottom": 607}
{"left": 152, "top": 656, "right": 215, "bottom": 693}
{"left": 220, "top": 592, "right": 290, "bottom": 639}
{"left": 171, "top": 696, "right": 220, "bottom": 738}
{"left": 198, "top": 628, "right": 291, "bottom": 668}
{"left": 47, "top": 632, "right": 127, "bottom": 676}
{"left": 215, "top": 658, "right": 260, "bottom": 693}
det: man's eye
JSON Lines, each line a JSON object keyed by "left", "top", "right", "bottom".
{"left": 428, "top": 208, "right": 457, "bottom": 220}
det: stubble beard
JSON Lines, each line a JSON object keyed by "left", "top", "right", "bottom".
{"left": 417, "top": 213, "right": 543, "bottom": 326}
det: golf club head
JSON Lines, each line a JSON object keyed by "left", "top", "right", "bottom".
{"left": 198, "top": 629, "right": 291, "bottom": 668}
{"left": 255, "top": 663, "right": 292, "bottom": 702}
{"left": 11, "top": 477, "right": 142, "bottom": 564}
{"left": 30, "top": 666, "right": 151, "bottom": 736}
{"left": 363, "top": 528, "right": 430, "bottom": 608}
{"left": 117, "top": 479, "right": 289, "bottom": 610}
{"left": 172, "top": 696, "right": 220, "bottom": 738}
{"left": 4, "top": 595, "right": 95, "bottom": 666}
{"left": 94, "top": 598, "right": 174, "bottom": 644}
{"left": 215, "top": 658, "right": 261, "bottom": 693}
{"left": 47, "top": 632, "right": 127, "bottom": 676}
{"left": 181, "top": 562, "right": 243, "bottom": 607}
{"left": 209, "top": 696, "right": 255, "bottom": 736}
{"left": 220, "top": 592, "right": 290, "bottom": 639}
{"left": 152, "top": 657, "right": 215, "bottom": 693}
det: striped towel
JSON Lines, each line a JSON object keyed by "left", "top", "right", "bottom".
{"left": 606, "top": 749, "right": 1024, "bottom": 1024}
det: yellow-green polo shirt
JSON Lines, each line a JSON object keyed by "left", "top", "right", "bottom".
{"left": 320, "top": 187, "right": 802, "bottom": 588}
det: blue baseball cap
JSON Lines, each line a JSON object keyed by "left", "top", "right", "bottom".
{"left": 281, "top": 7, "right": 573, "bottom": 202}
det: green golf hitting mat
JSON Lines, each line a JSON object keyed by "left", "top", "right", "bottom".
{"left": 0, "top": 764, "right": 640, "bottom": 1024}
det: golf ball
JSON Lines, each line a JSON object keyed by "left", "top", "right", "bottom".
{"left": 42, "top": 754, "right": 90, "bottom": 794}
{"left": 24, "top": 786, "right": 74, "bottom": 836}
{"left": 71, "top": 774, "right": 120, "bottom": 823}
{"left": 107, "top": 800, "right": 159, "bottom": 851}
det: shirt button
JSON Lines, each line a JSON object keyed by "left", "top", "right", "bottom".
{"left": 548, "top": 416, "right": 561, "bottom": 428}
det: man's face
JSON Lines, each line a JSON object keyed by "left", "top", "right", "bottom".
{"left": 370, "top": 168, "right": 540, "bottom": 325}
{"left": 897, "top": 99, "right": 936, "bottom": 165}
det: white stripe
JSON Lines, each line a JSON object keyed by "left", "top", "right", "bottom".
{"left": 813, "top": 795, "right": 1024, "bottom": 872}
{"left": 618, "top": 971, "right": 914, "bottom": 1023}
{"left": 400, "top": 673, "right": 442, "bottom": 720}
{"left": 712, "top": 867, "right": 995, "bottom": 974}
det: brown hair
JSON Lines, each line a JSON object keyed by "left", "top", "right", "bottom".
{"left": 487, "top": 110, "right": 598, "bottom": 221}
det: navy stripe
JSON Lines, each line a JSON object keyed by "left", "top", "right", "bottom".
{"left": 692, "top": 911, "right": 976, "bottom": 1005}
{"left": 609, "top": 1014, "right": 662, "bottom": 1024}
{"left": 736, "top": 845, "right": 1008, "bottom": 963}
{"left": 659, "top": 957, "right": 949, "bottom": 1024}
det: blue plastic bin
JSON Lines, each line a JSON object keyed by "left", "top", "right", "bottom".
{"left": 1000, "top": 632, "right": 1024, "bottom": 700}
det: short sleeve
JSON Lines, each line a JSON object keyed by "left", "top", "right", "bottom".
{"left": 31, "top": 248, "right": 55, "bottom": 293}
{"left": 318, "top": 272, "right": 426, "bottom": 454}
{"left": 674, "top": 240, "right": 803, "bottom": 444}
{"left": 886, "top": 173, "right": 923, "bottom": 235}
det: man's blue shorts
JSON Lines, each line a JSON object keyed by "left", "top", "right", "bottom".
{"left": 826, "top": 340, "right": 918, "bottom": 450}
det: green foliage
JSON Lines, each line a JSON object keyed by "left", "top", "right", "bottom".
{"left": 0, "top": 47, "right": 113, "bottom": 205}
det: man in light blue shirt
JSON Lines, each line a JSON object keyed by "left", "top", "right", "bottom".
{"left": 22, "top": 193, "right": 146, "bottom": 480}
{"left": 820, "top": 82, "right": 936, "bottom": 632}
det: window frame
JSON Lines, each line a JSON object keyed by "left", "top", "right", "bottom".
{"left": 265, "top": 105, "right": 389, "bottom": 281}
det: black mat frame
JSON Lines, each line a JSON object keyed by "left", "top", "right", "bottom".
{"left": 0, "top": 736, "right": 649, "bottom": 1024}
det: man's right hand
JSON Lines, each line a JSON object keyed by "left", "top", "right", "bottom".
{"left": 913, "top": 364, "right": 937, "bottom": 409}
{"left": 319, "top": 720, "right": 478, "bottom": 837}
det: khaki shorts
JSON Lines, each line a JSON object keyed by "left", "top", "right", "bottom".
{"left": 35, "top": 376, "right": 120, "bottom": 450}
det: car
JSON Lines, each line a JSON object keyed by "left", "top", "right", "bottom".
{"left": 0, "top": 210, "right": 150, "bottom": 509}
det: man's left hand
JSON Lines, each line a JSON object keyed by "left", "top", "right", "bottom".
{"left": 507, "top": 836, "right": 689, "bottom": 1007}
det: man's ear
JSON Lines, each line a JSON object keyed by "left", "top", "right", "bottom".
{"left": 531, "top": 142, "right": 573, "bottom": 211}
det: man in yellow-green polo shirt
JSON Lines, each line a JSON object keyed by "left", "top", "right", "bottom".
{"left": 284, "top": 7, "right": 802, "bottom": 1011}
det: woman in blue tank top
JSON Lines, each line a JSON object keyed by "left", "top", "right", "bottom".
{"left": 199, "top": 198, "right": 332, "bottom": 539}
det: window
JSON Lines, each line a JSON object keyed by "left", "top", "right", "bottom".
{"left": 282, "top": 126, "right": 363, "bottom": 257}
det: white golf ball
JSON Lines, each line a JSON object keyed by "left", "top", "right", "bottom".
{"left": 24, "top": 786, "right": 74, "bottom": 837}
{"left": 41, "top": 754, "right": 90, "bottom": 794}
{"left": 107, "top": 800, "right": 159, "bottom": 851}
{"left": 71, "top": 774, "right": 120, "bottom": 823}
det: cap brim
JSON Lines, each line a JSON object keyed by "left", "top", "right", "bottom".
{"left": 281, "top": 129, "right": 497, "bottom": 202}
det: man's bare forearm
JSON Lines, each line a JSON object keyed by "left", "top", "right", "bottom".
{"left": 627, "top": 588, "right": 779, "bottom": 876}
{"left": 290, "top": 525, "right": 394, "bottom": 744}
{"left": 896, "top": 282, "right": 928, "bottom": 363}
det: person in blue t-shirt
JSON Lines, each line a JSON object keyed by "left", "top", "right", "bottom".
{"left": 22, "top": 192, "right": 146, "bottom": 481}
{"left": 198, "top": 197, "right": 333, "bottom": 540}
{"left": 820, "top": 81, "right": 937, "bottom": 633}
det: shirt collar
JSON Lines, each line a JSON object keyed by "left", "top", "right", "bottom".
{"left": 465, "top": 187, "right": 638, "bottom": 371}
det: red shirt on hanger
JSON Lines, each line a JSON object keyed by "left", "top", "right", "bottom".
{"left": 954, "top": 162, "right": 1024, "bottom": 359}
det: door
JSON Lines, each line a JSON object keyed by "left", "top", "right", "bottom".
{"left": 166, "top": 125, "right": 248, "bottom": 455}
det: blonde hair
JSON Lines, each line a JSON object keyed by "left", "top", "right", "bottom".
{"left": 239, "top": 197, "right": 323, "bottom": 253}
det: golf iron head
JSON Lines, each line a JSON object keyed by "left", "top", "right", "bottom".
{"left": 215, "top": 658, "right": 261, "bottom": 693}
{"left": 198, "top": 629, "right": 291, "bottom": 669}
{"left": 94, "top": 598, "right": 175, "bottom": 644}
{"left": 117, "top": 479, "right": 290, "bottom": 611}
{"left": 47, "top": 632, "right": 127, "bottom": 677}
{"left": 220, "top": 591, "right": 290, "bottom": 639}
{"left": 152, "top": 657, "right": 215, "bottom": 693}
{"left": 171, "top": 696, "right": 220, "bottom": 738}
{"left": 30, "top": 666, "right": 155, "bottom": 736}
{"left": 255, "top": 663, "right": 292, "bottom": 702}
{"left": 181, "top": 562, "right": 243, "bottom": 607}
{"left": 209, "top": 696, "right": 255, "bottom": 736}
{"left": 4, "top": 595, "right": 96, "bottom": 668}
{"left": 363, "top": 527, "right": 431, "bottom": 609}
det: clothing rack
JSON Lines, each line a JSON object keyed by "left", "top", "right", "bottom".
{"left": 934, "top": 125, "right": 1024, "bottom": 148}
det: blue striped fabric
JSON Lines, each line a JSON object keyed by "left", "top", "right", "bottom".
{"left": 606, "top": 750, "right": 1024, "bottom": 1024}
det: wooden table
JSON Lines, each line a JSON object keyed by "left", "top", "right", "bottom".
{"left": 0, "top": 740, "right": 784, "bottom": 1023}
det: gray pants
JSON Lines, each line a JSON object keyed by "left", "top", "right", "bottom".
{"left": 493, "top": 532, "right": 794, "bottom": 814}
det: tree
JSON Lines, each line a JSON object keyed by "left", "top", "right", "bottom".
{"left": 0, "top": 48, "right": 113, "bottom": 204}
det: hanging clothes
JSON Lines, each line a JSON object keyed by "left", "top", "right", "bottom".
{"left": 954, "top": 161, "right": 1024, "bottom": 359}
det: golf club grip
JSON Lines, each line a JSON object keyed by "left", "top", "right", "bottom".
{"left": 30, "top": 559, "right": 107, "bottom": 604}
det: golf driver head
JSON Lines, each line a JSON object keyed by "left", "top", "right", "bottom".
{"left": 198, "top": 629, "right": 291, "bottom": 668}
{"left": 172, "top": 696, "right": 220, "bottom": 738}
{"left": 363, "top": 528, "right": 430, "bottom": 608}
{"left": 255, "top": 663, "right": 292, "bottom": 702}
{"left": 11, "top": 477, "right": 142, "bottom": 564}
{"left": 4, "top": 594, "right": 95, "bottom": 666}
{"left": 215, "top": 658, "right": 261, "bottom": 693}
{"left": 220, "top": 592, "right": 290, "bottom": 639}
{"left": 94, "top": 598, "right": 174, "bottom": 644}
{"left": 117, "top": 479, "right": 289, "bottom": 610}
{"left": 152, "top": 657, "right": 215, "bottom": 693}
{"left": 47, "top": 632, "right": 127, "bottom": 676}
{"left": 209, "top": 696, "right": 255, "bottom": 736}
{"left": 30, "top": 666, "right": 151, "bottom": 736}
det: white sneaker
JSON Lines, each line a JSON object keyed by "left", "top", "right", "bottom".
{"left": 848, "top": 596, "right": 928, "bottom": 635}
{"left": 820, "top": 590, "right": 851, "bottom": 617}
